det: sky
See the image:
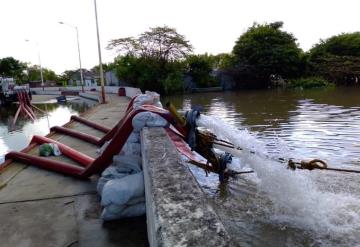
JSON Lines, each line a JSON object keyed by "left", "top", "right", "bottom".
{"left": 0, "top": 0, "right": 358, "bottom": 74}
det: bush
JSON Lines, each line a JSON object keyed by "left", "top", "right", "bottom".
{"left": 288, "top": 77, "right": 334, "bottom": 89}
{"left": 231, "top": 21, "right": 304, "bottom": 88}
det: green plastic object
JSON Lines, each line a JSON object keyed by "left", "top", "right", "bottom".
{"left": 39, "top": 143, "right": 62, "bottom": 157}
{"left": 39, "top": 144, "right": 53, "bottom": 157}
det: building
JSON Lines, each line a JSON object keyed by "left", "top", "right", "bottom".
{"left": 68, "top": 69, "right": 97, "bottom": 87}
{"left": 104, "top": 70, "right": 129, "bottom": 86}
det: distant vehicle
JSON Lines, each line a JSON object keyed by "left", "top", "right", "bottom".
{"left": 0, "top": 77, "right": 31, "bottom": 106}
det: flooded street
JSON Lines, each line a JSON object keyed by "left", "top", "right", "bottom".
{"left": 0, "top": 96, "right": 95, "bottom": 163}
{"left": 165, "top": 87, "right": 360, "bottom": 246}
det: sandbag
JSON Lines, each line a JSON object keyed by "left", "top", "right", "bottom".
{"left": 101, "top": 172, "right": 144, "bottom": 207}
{"left": 112, "top": 154, "right": 142, "bottom": 172}
{"left": 97, "top": 155, "right": 142, "bottom": 194}
{"left": 144, "top": 91, "right": 163, "bottom": 108}
{"left": 119, "top": 142, "right": 141, "bottom": 156}
{"left": 133, "top": 91, "right": 162, "bottom": 109}
{"left": 132, "top": 111, "right": 169, "bottom": 132}
{"left": 101, "top": 202, "right": 146, "bottom": 221}
{"left": 127, "top": 132, "right": 140, "bottom": 143}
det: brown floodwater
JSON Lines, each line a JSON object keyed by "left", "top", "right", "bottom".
{"left": 0, "top": 98, "right": 95, "bottom": 162}
{"left": 165, "top": 86, "right": 360, "bottom": 247}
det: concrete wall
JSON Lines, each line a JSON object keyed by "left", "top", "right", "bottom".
{"left": 31, "top": 86, "right": 141, "bottom": 97}
{"left": 141, "top": 128, "right": 231, "bottom": 247}
{"left": 30, "top": 86, "right": 142, "bottom": 100}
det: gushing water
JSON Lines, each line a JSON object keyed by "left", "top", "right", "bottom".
{"left": 197, "top": 114, "right": 360, "bottom": 245}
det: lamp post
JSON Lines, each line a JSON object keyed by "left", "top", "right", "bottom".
{"left": 94, "top": 0, "right": 106, "bottom": 103}
{"left": 25, "top": 39, "right": 44, "bottom": 91}
{"left": 58, "top": 21, "right": 84, "bottom": 92}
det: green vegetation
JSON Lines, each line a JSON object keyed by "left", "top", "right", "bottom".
{"left": 0, "top": 57, "right": 59, "bottom": 84}
{"left": 107, "top": 26, "right": 192, "bottom": 94}
{"left": 231, "top": 22, "right": 304, "bottom": 88}
{"left": 288, "top": 77, "right": 334, "bottom": 89}
{"left": 27, "top": 65, "right": 59, "bottom": 82}
{"left": 307, "top": 33, "right": 360, "bottom": 85}
{"left": 107, "top": 23, "right": 359, "bottom": 93}
{"left": 186, "top": 54, "right": 218, "bottom": 88}
{"left": 2, "top": 23, "right": 359, "bottom": 93}
{"left": 0, "top": 57, "right": 27, "bottom": 82}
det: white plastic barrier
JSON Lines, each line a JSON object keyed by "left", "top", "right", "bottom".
{"left": 98, "top": 90, "right": 169, "bottom": 221}
{"left": 132, "top": 112, "right": 169, "bottom": 132}
{"left": 101, "top": 172, "right": 144, "bottom": 206}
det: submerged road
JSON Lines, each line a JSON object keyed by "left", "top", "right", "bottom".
{"left": 0, "top": 93, "right": 149, "bottom": 247}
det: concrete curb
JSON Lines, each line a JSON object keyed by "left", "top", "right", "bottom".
{"left": 79, "top": 92, "right": 99, "bottom": 102}
{"left": 141, "top": 127, "right": 232, "bottom": 247}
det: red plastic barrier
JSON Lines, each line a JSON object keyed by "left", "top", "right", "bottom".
{"left": 31, "top": 135, "right": 94, "bottom": 166}
{"left": 5, "top": 151, "right": 84, "bottom": 177}
{"left": 5, "top": 105, "right": 181, "bottom": 178}
{"left": 50, "top": 126, "right": 101, "bottom": 145}
{"left": 70, "top": 115, "right": 111, "bottom": 133}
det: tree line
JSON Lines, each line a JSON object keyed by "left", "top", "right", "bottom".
{"left": 106, "top": 22, "right": 360, "bottom": 93}
{"left": 2, "top": 22, "right": 359, "bottom": 93}
{"left": 0, "top": 57, "right": 59, "bottom": 83}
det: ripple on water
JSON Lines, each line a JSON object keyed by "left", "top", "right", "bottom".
{"left": 165, "top": 89, "right": 360, "bottom": 246}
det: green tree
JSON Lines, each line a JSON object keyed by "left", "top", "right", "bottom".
{"left": 26, "top": 65, "right": 59, "bottom": 82}
{"left": 213, "top": 53, "right": 233, "bottom": 69}
{"left": 307, "top": 32, "right": 360, "bottom": 85}
{"left": 90, "top": 62, "right": 115, "bottom": 74}
{"left": 113, "top": 55, "right": 185, "bottom": 94}
{"left": 0, "top": 57, "right": 27, "bottom": 82}
{"left": 107, "top": 26, "right": 193, "bottom": 62}
{"left": 108, "top": 26, "right": 192, "bottom": 94}
{"left": 186, "top": 54, "right": 218, "bottom": 87}
{"left": 231, "top": 21, "right": 304, "bottom": 88}
{"left": 309, "top": 32, "right": 360, "bottom": 58}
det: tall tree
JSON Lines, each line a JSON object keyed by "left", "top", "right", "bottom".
{"left": 107, "top": 26, "right": 193, "bottom": 62}
{"left": 0, "top": 57, "right": 26, "bottom": 82}
{"left": 308, "top": 32, "right": 360, "bottom": 85}
{"left": 107, "top": 26, "right": 192, "bottom": 94}
{"left": 186, "top": 54, "right": 218, "bottom": 87}
{"left": 27, "top": 65, "right": 59, "bottom": 82}
{"left": 231, "top": 22, "right": 304, "bottom": 88}
{"left": 309, "top": 32, "right": 360, "bottom": 58}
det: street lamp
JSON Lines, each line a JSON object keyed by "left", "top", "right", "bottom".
{"left": 94, "top": 0, "right": 106, "bottom": 104}
{"left": 58, "top": 21, "right": 84, "bottom": 92}
{"left": 25, "top": 39, "right": 44, "bottom": 91}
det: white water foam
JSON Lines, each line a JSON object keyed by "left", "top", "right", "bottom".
{"left": 197, "top": 114, "right": 360, "bottom": 244}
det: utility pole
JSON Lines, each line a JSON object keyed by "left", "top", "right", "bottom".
{"left": 94, "top": 0, "right": 106, "bottom": 103}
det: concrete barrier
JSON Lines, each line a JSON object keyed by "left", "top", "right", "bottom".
{"left": 31, "top": 86, "right": 142, "bottom": 98}
{"left": 30, "top": 86, "right": 142, "bottom": 102}
{"left": 141, "top": 127, "right": 231, "bottom": 247}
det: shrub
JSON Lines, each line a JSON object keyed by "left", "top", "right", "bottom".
{"left": 288, "top": 77, "right": 334, "bottom": 89}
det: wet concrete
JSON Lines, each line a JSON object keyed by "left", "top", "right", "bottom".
{"left": 0, "top": 94, "right": 148, "bottom": 247}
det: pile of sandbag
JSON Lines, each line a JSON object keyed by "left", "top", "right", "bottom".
{"left": 97, "top": 91, "right": 168, "bottom": 221}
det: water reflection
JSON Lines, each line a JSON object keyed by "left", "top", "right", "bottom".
{"left": 165, "top": 86, "right": 360, "bottom": 246}
{"left": 0, "top": 98, "right": 95, "bottom": 162}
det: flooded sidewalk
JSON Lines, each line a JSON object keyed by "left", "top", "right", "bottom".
{"left": 0, "top": 94, "right": 148, "bottom": 247}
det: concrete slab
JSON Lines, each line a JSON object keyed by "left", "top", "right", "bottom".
{"left": 0, "top": 197, "right": 78, "bottom": 247}
{"left": 75, "top": 195, "right": 148, "bottom": 247}
{"left": 141, "top": 127, "right": 232, "bottom": 247}
{"left": 0, "top": 94, "right": 148, "bottom": 246}
{"left": 0, "top": 164, "right": 96, "bottom": 203}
